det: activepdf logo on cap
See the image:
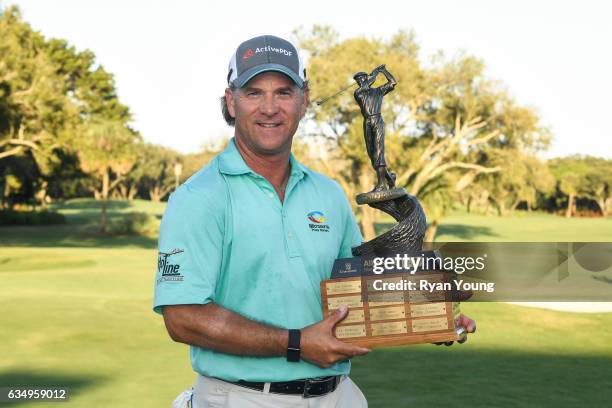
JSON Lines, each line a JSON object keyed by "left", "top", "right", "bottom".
{"left": 242, "top": 49, "right": 254, "bottom": 60}
{"left": 307, "top": 211, "right": 330, "bottom": 232}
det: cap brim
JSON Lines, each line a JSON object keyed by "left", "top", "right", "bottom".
{"left": 232, "top": 63, "right": 304, "bottom": 88}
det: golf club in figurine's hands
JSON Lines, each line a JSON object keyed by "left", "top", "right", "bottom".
{"left": 319, "top": 66, "right": 470, "bottom": 348}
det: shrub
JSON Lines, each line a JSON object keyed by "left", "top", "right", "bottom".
{"left": 107, "top": 212, "right": 158, "bottom": 236}
{"left": 0, "top": 209, "right": 66, "bottom": 226}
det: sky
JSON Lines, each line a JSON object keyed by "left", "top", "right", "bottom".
{"left": 7, "top": 0, "right": 612, "bottom": 158}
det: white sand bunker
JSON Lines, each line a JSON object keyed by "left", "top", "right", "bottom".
{"left": 508, "top": 302, "right": 612, "bottom": 313}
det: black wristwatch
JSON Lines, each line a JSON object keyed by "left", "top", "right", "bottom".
{"left": 287, "top": 329, "right": 301, "bottom": 362}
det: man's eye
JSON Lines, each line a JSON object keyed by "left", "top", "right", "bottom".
{"left": 246, "top": 91, "right": 260, "bottom": 97}
{"left": 278, "top": 90, "right": 292, "bottom": 96}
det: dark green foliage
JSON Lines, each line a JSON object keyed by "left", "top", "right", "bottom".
{"left": 0, "top": 209, "right": 65, "bottom": 225}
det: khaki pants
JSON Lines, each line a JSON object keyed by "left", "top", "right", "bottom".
{"left": 177, "top": 374, "right": 368, "bottom": 408}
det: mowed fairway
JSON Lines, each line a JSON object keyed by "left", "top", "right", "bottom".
{"left": 0, "top": 200, "right": 611, "bottom": 407}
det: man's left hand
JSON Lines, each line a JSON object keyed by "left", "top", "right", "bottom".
{"left": 434, "top": 313, "right": 476, "bottom": 346}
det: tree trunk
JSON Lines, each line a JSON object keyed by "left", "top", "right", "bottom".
{"left": 424, "top": 220, "right": 438, "bottom": 242}
{"left": 149, "top": 186, "right": 161, "bottom": 202}
{"left": 358, "top": 171, "right": 376, "bottom": 241}
{"left": 116, "top": 183, "right": 128, "bottom": 200}
{"left": 565, "top": 193, "right": 575, "bottom": 218}
{"left": 2, "top": 177, "right": 9, "bottom": 209}
{"left": 127, "top": 184, "right": 138, "bottom": 200}
{"left": 511, "top": 199, "right": 521, "bottom": 212}
{"left": 360, "top": 205, "right": 376, "bottom": 241}
{"left": 494, "top": 198, "right": 507, "bottom": 216}
{"left": 595, "top": 198, "right": 606, "bottom": 216}
{"left": 101, "top": 169, "right": 109, "bottom": 233}
{"left": 34, "top": 181, "right": 48, "bottom": 208}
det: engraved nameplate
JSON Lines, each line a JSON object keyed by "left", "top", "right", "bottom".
{"left": 327, "top": 295, "right": 363, "bottom": 309}
{"left": 408, "top": 290, "right": 445, "bottom": 302}
{"left": 371, "top": 321, "right": 408, "bottom": 336}
{"left": 367, "top": 292, "right": 404, "bottom": 307}
{"left": 326, "top": 279, "right": 362, "bottom": 295}
{"left": 410, "top": 302, "right": 447, "bottom": 317}
{"left": 412, "top": 317, "right": 449, "bottom": 333}
{"left": 336, "top": 324, "right": 367, "bottom": 338}
{"left": 342, "top": 309, "right": 366, "bottom": 324}
{"left": 369, "top": 305, "right": 405, "bottom": 321}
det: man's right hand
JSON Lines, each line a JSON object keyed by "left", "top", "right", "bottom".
{"left": 300, "top": 305, "right": 371, "bottom": 368}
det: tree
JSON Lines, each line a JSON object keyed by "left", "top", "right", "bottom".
{"left": 0, "top": 5, "right": 77, "bottom": 180}
{"left": 549, "top": 156, "right": 591, "bottom": 218}
{"left": 132, "top": 144, "right": 182, "bottom": 202}
{"left": 295, "top": 27, "right": 549, "bottom": 240}
{"left": 581, "top": 157, "right": 612, "bottom": 216}
{"left": 549, "top": 156, "right": 612, "bottom": 217}
{"left": 77, "top": 120, "right": 140, "bottom": 232}
{"left": 0, "top": 6, "right": 132, "bottom": 208}
{"left": 480, "top": 150, "right": 554, "bottom": 215}
{"left": 181, "top": 141, "right": 226, "bottom": 183}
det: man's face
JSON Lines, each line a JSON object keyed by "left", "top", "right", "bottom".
{"left": 225, "top": 72, "right": 309, "bottom": 156}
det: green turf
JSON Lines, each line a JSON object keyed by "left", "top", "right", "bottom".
{"left": 376, "top": 210, "right": 612, "bottom": 242}
{"left": 0, "top": 199, "right": 611, "bottom": 407}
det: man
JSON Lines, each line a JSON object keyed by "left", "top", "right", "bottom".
{"left": 353, "top": 65, "right": 396, "bottom": 192}
{"left": 153, "top": 35, "right": 476, "bottom": 407}
{"left": 154, "top": 35, "right": 370, "bottom": 407}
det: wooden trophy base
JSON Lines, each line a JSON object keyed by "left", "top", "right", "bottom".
{"left": 321, "top": 271, "right": 466, "bottom": 348}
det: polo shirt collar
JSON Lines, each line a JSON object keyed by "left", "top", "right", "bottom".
{"left": 218, "top": 137, "right": 309, "bottom": 179}
{"left": 218, "top": 138, "right": 252, "bottom": 175}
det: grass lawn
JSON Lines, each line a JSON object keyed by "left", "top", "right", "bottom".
{"left": 0, "top": 199, "right": 610, "bottom": 407}
{"left": 376, "top": 210, "right": 612, "bottom": 242}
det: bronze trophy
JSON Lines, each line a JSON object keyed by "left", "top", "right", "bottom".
{"left": 319, "top": 66, "right": 467, "bottom": 348}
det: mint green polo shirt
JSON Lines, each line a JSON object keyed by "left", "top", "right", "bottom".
{"left": 153, "top": 138, "right": 363, "bottom": 382}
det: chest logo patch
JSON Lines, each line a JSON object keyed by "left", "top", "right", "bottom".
{"left": 307, "top": 211, "right": 330, "bottom": 232}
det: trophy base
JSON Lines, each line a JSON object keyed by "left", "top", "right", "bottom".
{"left": 321, "top": 270, "right": 466, "bottom": 349}
{"left": 340, "top": 326, "right": 467, "bottom": 349}
{"left": 356, "top": 187, "right": 407, "bottom": 205}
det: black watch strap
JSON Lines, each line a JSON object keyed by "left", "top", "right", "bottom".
{"left": 287, "top": 329, "right": 301, "bottom": 362}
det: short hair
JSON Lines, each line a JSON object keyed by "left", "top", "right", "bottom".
{"left": 220, "top": 85, "right": 237, "bottom": 126}
{"left": 220, "top": 81, "right": 309, "bottom": 127}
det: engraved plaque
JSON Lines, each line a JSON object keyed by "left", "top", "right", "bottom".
{"left": 410, "top": 302, "right": 447, "bottom": 317}
{"left": 336, "top": 324, "right": 367, "bottom": 338}
{"left": 325, "top": 279, "right": 362, "bottom": 295}
{"left": 408, "top": 290, "right": 445, "bottom": 302}
{"left": 369, "top": 305, "right": 405, "bottom": 321}
{"left": 342, "top": 309, "right": 365, "bottom": 324}
{"left": 367, "top": 291, "right": 404, "bottom": 307}
{"left": 327, "top": 295, "right": 363, "bottom": 310}
{"left": 371, "top": 321, "right": 408, "bottom": 336}
{"left": 412, "top": 317, "right": 449, "bottom": 333}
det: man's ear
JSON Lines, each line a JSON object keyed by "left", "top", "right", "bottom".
{"left": 299, "top": 87, "right": 309, "bottom": 119}
{"left": 225, "top": 88, "right": 236, "bottom": 119}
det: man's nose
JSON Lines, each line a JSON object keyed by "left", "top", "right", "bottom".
{"left": 259, "top": 94, "right": 279, "bottom": 116}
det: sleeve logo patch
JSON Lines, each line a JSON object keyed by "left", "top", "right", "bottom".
{"left": 157, "top": 248, "right": 184, "bottom": 283}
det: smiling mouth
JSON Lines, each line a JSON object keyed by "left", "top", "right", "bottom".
{"left": 257, "top": 122, "right": 282, "bottom": 128}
